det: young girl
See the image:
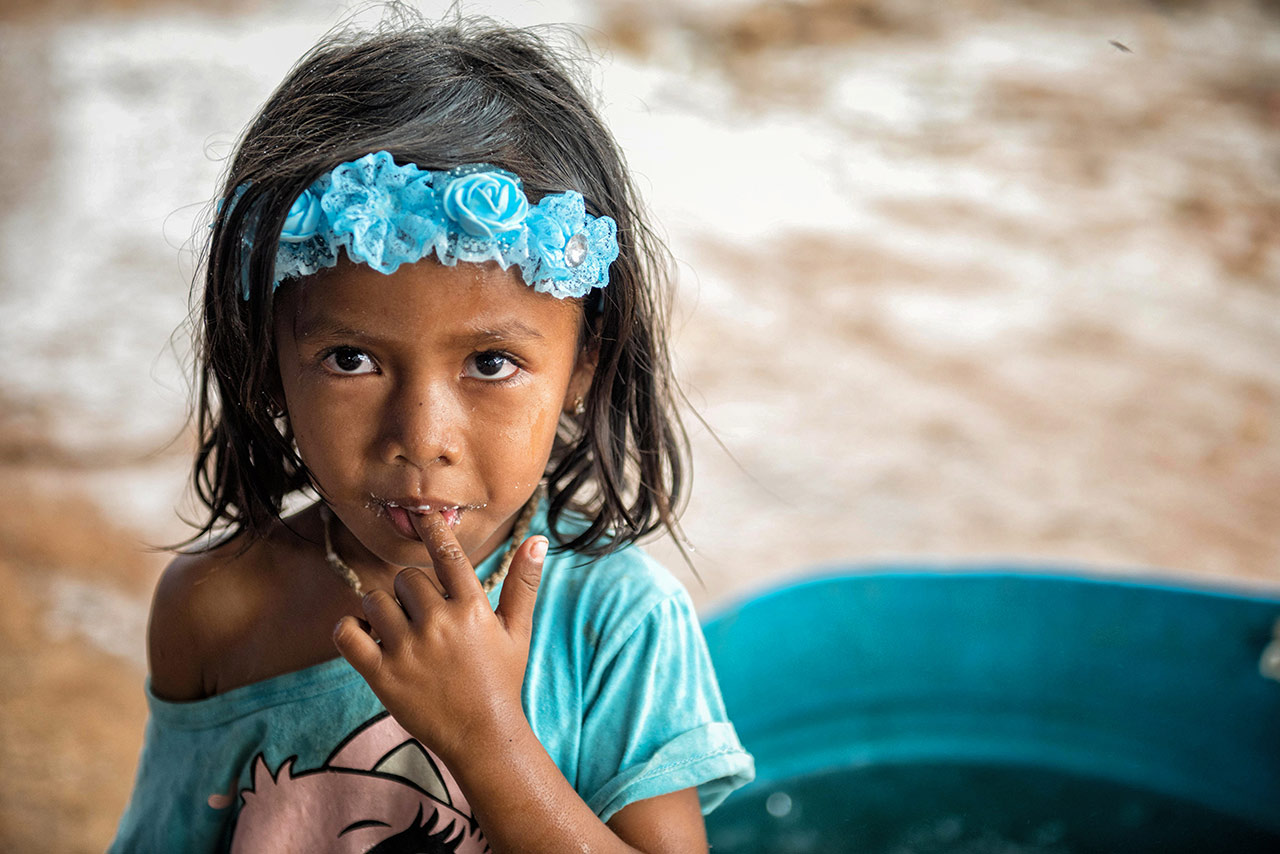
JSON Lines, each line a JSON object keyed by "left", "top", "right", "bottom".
{"left": 110, "top": 17, "right": 753, "bottom": 854}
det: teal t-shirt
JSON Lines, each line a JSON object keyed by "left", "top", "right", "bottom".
{"left": 110, "top": 509, "right": 754, "bottom": 852}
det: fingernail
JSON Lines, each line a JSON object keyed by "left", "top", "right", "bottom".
{"left": 530, "top": 537, "right": 548, "bottom": 561}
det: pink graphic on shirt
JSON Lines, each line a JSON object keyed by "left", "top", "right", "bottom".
{"left": 228, "top": 713, "right": 488, "bottom": 853}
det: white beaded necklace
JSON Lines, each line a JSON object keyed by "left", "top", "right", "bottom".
{"left": 319, "top": 489, "right": 543, "bottom": 596}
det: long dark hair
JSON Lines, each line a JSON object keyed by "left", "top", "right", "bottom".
{"left": 190, "top": 14, "right": 687, "bottom": 557}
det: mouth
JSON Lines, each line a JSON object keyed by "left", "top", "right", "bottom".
{"left": 376, "top": 498, "right": 485, "bottom": 540}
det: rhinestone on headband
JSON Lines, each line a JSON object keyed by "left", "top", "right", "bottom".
{"left": 228, "top": 151, "right": 619, "bottom": 301}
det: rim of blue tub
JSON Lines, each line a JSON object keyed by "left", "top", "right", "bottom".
{"left": 701, "top": 565, "right": 1280, "bottom": 833}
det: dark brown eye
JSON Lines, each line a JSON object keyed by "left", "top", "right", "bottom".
{"left": 464, "top": 351, "right": 518, "bottom": 381}
{"left": 323, "top": 347, "right": 375, "bottom": 375}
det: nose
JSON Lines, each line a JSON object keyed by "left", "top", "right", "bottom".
{"left": 380, "top": 374, "right": 463, "bottom": 468}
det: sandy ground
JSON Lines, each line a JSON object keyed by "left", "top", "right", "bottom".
{"left": 1, "top": 0, "right": 1278, "bottom": 849}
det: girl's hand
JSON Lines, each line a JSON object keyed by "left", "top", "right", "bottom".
{"left": 332, "top": 512, "right": 548, "bottom": 765}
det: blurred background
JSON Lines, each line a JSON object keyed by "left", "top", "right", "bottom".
{"left": 0, "top": 0, "right": 1277, "bottom": 848}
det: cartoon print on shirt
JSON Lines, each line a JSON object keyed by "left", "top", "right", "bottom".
{"left": 226, "top": 713, "right": 489, "bottom": 853}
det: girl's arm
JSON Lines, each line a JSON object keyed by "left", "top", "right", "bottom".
{"left": 332, "top": 513, "right": 710, "bottom": 853}
{"left": 439, "top": 719, "right": 707, "bottom": 853}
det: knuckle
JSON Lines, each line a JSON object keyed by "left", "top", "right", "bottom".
{"left": 333, "top": 619, "right": 354, "bottom": 645}
{"left": 460, "top": 606, "right": 488, "bottom": 632}
{"left": 394, "top": 567, "right": 425, "bottom": 593}
{"left": 437, "top": 542, "right": 468, "bottom": 565}
{"left": 362, "top": 589, "right": 391, "bottom": 613}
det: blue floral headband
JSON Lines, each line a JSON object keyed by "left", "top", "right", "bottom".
{"left": 231, "top": 151, "right": 619, "bottom": 300}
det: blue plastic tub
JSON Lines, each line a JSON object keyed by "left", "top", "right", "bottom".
{"left": 702, "top": 570, "right": 1280, "bottom": 853}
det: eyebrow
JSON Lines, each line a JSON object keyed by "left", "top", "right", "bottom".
{"left": 460, "top": 321, "right": 546, "bottom": 345}
{"left": 294, "top": 317, "right": 546, "bottom": 345}
{"left": 295, "top": 318, "right": 375, "bottom": 341}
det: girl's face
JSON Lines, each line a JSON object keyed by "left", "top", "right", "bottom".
{"left": 273, "top": 258, "right": 591, "bottom": 571}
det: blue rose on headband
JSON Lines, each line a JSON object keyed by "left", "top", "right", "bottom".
{"left": 441, "top": 171, "right": 529, "bottom": 239}
{"left": 279, "top": 189, "right": 324, "bottom": 243}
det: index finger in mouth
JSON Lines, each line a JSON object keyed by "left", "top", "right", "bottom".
{"left": 408, "top": 511, "right": 482, "bottom": 602}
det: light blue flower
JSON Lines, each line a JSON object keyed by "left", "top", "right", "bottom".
{"left": 441, "top": 171, "right": 528, "bottom": 238}
{"left": 525, "top": 196, "right": 578, "bottom": 280}
{"left": 322, "top": 152, "right": 443, "bottom": 275}
{"left": 521, "top": 192, "right": 617, "bottom": 299}
{"left": 279, "top": 189, "right": 324, "bottom": 243}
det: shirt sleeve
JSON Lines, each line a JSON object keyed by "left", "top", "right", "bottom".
{"left": 109, "top": 661, "right": 375, "bottom": 853}
{"left": 576, "top": 587, "right": 755, "bottom": 823}
{"left": 108, "top": 705, "right": 240, "bottom": 853}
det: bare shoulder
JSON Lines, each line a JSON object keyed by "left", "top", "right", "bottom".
{"left": 147, "top": 534, "right": 275, "bottom": 702}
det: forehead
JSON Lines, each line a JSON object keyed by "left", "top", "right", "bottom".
{"left": 275, "top": 258, "right": 582, "bottom": 345}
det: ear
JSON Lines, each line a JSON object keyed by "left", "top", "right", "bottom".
{"left": 262, "top": 373, "right": 288, "bottom": 421}
{"left": 563, "top": 344, "right": 598, "bottom": 415}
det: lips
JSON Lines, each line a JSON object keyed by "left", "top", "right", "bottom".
{"left": 378, "top": 498, "right": 482, "bottom": 540}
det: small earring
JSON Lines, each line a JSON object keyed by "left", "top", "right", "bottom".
{"left": 572, "top": 395, "right": 586, "bottom": 416}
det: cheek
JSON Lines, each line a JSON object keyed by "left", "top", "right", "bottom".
{"left": 481, "top": 387, "right": 562, "bottom": 479}
{"left": 528, "top": 397, "right": 558, "bottom": 451}
{"left": 284, "top": 385, "right": 372, "bottom": 472}
{"left": 522, "top": 384, "right": 565, "bottom": 449}
{"left": 288, "top": 417, "right": 338, "bottom": 480}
